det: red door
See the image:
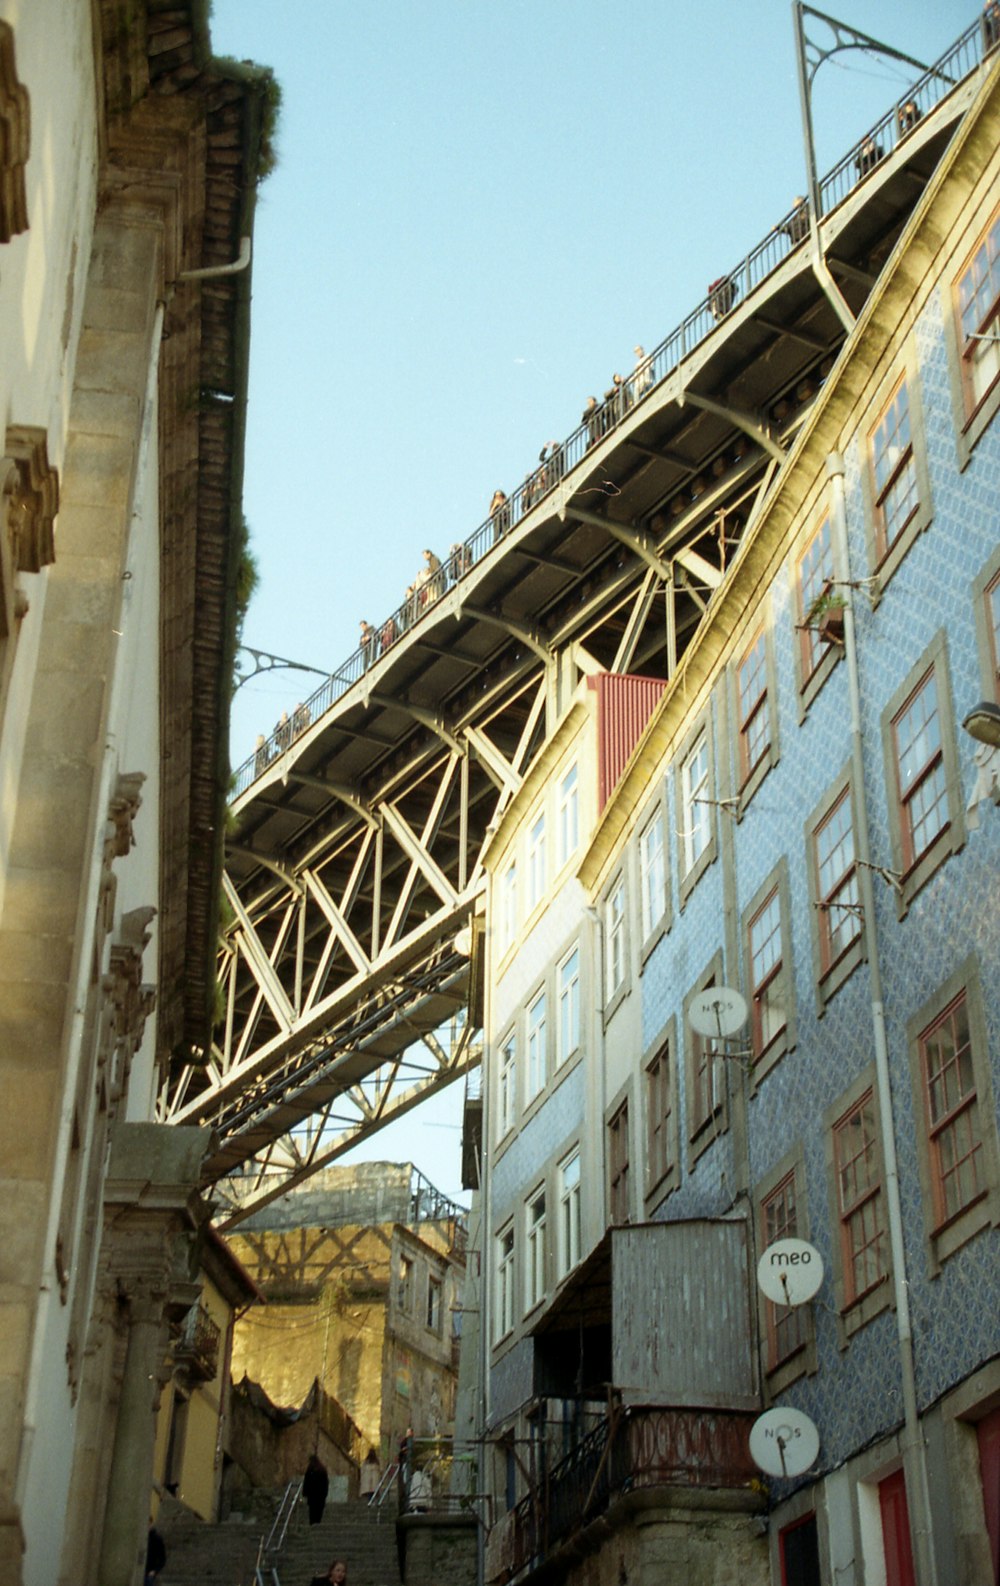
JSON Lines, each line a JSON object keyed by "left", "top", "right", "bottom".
{"left": 978, "top": 1408, "right": 1000, "bottom": 1585}
{"left": 879, "top": 1469, "right": 916, "bottom": 1586}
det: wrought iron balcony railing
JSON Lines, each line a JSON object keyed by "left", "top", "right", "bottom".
{"left": 233, "top": 11, "right": 992, "bottom": 800}
{"left": 173, "top": 1301, "right": 222, "bottom": 1382}
{"left": 504, "top": 1404, "right": 759, "bottom": 1579}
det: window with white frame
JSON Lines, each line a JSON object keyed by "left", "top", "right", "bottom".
{"left": 797, "top": 517, "right": 835, "bottom": 686}
{"left": 681, "top": 731, "right": 711, "bottom": 874}
{"left": 645, "top": 1038, "right": 673, "bottom": 1193}
{"left": 557, "top": 1150, "right": 581, "bottom": 1279}
{"left": 527, "top": 811, "right": 546, "bottom": 912}
{"left": 891, "top": 666, "right": 948, "bottom": 868}
{"left": 639, "top": 811, "right": 666, "bottom": 941}
{"left": 497, "top": 1031, "right": 516, "bottom": 1140}
{"left": 606, "top": 878, "right": 626, "bottom": 1001}
{"left": 495, "top": 1225, "right": 514, "bottom": 1340}
{"left": 525, "top": 1187, "right": 547, "bottom": 1311}
{"left": 869, "top": 376, "right": 920, "bottom": 559}
{"left": 557, "top": 763, "right": 579, "bottom": 866}
{"left": 500, "top": 859, "right": 517, "bottom": 953}
{"left": 747, "top": 887, "right": 786, "bottom": 1060}
{"left": 556, "top": 945, "right": 580, "bottom": 1065}
{"left": 814, "top": 786, "right": 861, "bottom": 973}
{"left": 954, "top": 203, "right": 1000, "bottom": 418}
{"left": 526, "top": 989, "right": 546, "bottom": 1103}
{"left": 737, "top": 629, "right": 770, "bottom": 786}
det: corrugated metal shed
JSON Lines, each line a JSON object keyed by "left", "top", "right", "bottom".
{"left": 589, "top": 673, "right": 666, "bottom": 811}
{"left": 612, "top": 1222, "right": 757, "bottom": 1410}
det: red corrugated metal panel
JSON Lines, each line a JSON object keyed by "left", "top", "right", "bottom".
{"left": 589, "top": 673, "right": 667, "bottom": 811}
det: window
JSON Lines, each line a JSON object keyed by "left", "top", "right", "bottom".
{"left": 743, "top": 863, "right": 793, "bottom": 1078}
{"left": 760, "top": 1173, "right": 807, "bottom": 1372}
{"left": 495, "top": 1225, "right": 514, "bottom": 1341}
{"left": 500, "top": 860, "right": 517, "bottom": 953}
{"left": 814, "top": 784, "right": 861, "bottom": 974}
{"left": 779, "top": 1513, "right": 821, "bottom": 1586}
{"left": 608, "top": 1102, "right": 630, "bottom": 1224}
{"left": 527, "top": 811, "right": 546, "bottom": 912}
{"left": 526, "top": 990, "right": 546, "bottom": 1103}
{"left": 870, "top": 376, "right": 919, "bottom": 557}
{"left": 882, "top": 635, "right": 963, "bottom": 910}
{"left": 891, "top": 668, "right": 948, "bottom": 867}
{"left": 397, "top": 1255, "right": 413, "bottom": 1312}
{"left": 497, "top": 1031, "right": 516, "bottom": 1140}
{"left": 525, "top": 1188, "right": 546, "bottom": 1311}
{"left": 426, "top": 1274, "right": 442, "bottom": 1332}
{"left": 909, "top": 966, "right": 1000, "bottom": 1270}
{"left": 832, "top": 1090, "right": 888, "bottom": 1311}
{"left": 797, "top": 516, "right": 836, "bottom": 689}
{"left": 556, "top": 946, "right": 580, "bottom": 1066}
{"left": 748, "top": 889, "right": 785, "bottom": 1060}
{"left": 954, "top": 204, "right": 1000, "bottom": 421}
{"left": 988, "top": 571, "right": 1000, "bottom": 695}
{"left": 557, "top": 1151, "right": 581, "bottom": 1279}
{"left": 737, "top": 629, "right": 769, "bottom": 785}
{"left": 645, "top": 1038, "right": 674, "bottom": 1195}
{"left": 680, "top": 731, "right": 711, "bottom": 875}
{"left": 638, "top": 811, "right": 666, "bottom": 942}
{"left": 605, "top": 878, "right": 626, "bottom": 1002}
{"left": 557, "top": 763, "right": 579, "bottom": 866}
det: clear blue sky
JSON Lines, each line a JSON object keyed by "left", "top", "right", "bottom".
{"left": 210, "top": 0, "right": 975, "bottom": 1200}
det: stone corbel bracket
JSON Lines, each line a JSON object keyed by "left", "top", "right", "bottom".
{"left": 4, "top": 424, "right": 59, "bottom": 573}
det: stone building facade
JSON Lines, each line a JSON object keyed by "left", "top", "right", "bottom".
{"left": 226, "top": 1162, "right": 467, "bottom": 1471}
{"left": 0, "top": 5, "right": 270, "bottom": 1583}
{"left": 471, "top": 53, "right": 1000, "bottom": 1586}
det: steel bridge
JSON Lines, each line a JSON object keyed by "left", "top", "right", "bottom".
{"left": 158, "top": 16, "right": 993, "bottom": 1227}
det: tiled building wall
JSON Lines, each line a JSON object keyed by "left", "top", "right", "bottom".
{"left": 637, "top": 268, "right": 1000, "bottom": 1478}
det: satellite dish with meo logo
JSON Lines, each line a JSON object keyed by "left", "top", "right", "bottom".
{"left": 756, "top": 1238, "right": 825, "bottom": 1307}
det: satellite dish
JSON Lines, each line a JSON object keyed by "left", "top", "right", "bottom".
{"left": 689, "top": 985, "right": 748, "bottom": 1039}
{"left": 757, "top": 1239, "right": 825, "bottom": 1307}
{"left": 749, "top": 1407, "right": 820, "bottom": 1478}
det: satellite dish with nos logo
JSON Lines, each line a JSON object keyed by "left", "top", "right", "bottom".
{"left": 757, "top": 1238, "right": 825, "bottom": 1306}
{"left": 688, "top": 985, "right": 748, "bottom": 1039}
{"left": 749, "top": 1407, "right": 820, "bottom": 1478}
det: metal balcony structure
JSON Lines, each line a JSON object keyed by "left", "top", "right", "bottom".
{"left": 159, "top": 17, "right": 995, "bottom": 1225}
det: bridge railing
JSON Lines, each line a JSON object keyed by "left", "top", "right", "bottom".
{"left": 231, "top": 12, "right": 988, "bottom": 802}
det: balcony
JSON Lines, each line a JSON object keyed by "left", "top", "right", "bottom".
{"left": 496, "top": 1403, "right": 759, "bottom": 1580}
{"left": 172, "top": 1301, "right": 221, "bottom": 1382}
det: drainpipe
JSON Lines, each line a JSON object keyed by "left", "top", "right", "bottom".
{"left": 177, "top": 236, "right": 252, "bottom": 282}
{"left": 14, "top": 300, "right": 167, "bottom": 1510}
{"left": 826, "top": 452, "right": 938, "bottom": 1586}
{"left": 477, "top": 878, "right": 495, "bottom": 1586}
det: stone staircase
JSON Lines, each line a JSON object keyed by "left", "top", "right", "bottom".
{"left": 159, "top": 1495, "right": 402, "bottom": 1586}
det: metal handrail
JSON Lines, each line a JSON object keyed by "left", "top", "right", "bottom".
{"left": 368, "top": 1459, "right": 399, "bottom": 1511}
{"left": 232, "top": 11, "right": 989, "bottom": 802}
{"left": 260, "top": 1477, "right": 302, "bottom": 1563}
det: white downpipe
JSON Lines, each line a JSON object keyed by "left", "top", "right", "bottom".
{"left": 178, "top": 236, "right": 251, "bottom": 282}
{"left": 14, "top": 301, "right": 166, "bottom": 1509}
{"left": 826, "top": 452, "right": 938, "bottom": 1586}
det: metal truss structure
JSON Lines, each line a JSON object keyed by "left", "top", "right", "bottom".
{"left": 157, "top": 41, "right": 984, "bottom": 1226}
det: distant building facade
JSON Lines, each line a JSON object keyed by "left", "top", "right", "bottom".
{"left": 471, "top": 58, "right": 1000, "bottom": 1586}
{"left": 226, "top": 1163, "right": 467, "bottom": 1471}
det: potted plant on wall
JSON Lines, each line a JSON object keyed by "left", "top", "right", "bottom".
{"left": 804, "top": 588, "right": 847, "bottom": 645}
